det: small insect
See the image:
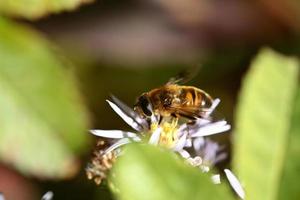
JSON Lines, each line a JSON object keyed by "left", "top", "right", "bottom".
{"left": 134, "top": 69, "right": 214, "bottom": 121}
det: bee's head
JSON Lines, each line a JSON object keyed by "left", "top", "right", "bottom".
{"left": 134, "top": 94, "right": 153, "bottom": 118}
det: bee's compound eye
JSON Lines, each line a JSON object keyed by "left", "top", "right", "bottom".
{"left": 138, "top": 95, "right": 152, "bottom": 116}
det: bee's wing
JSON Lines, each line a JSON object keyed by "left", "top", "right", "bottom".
{"left": 166, "top": 67, "right": 201, "bottom": 85}
{"left": 167, "top": 105, "right": 204, "bottom": 120}
{"left": 172, "top": 107, "right": 201, "bottom": 120}
{"left": 168, "top": 105, "right": 223, "bottom": 121}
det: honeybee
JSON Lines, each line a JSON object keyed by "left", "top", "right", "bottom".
{"left": 134, "top": 70, "right": 214, "bottom": 121}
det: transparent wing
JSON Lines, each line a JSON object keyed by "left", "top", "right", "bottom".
{"left": 167, "top": 104, "right": 224, "bottom": 121}
{"left": 166, "top": 66, "right": 201, "bottom": 85}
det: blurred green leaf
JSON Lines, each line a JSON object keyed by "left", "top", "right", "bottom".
{"left": 233, "top": 48, "right": 299, "bottom": 200}
{"left": 0, "top": 18, "right": 90, "bottom": 178}
{"left": 0, "top": 0, "right": 93, "bottom": 19}
{"left": 278, "top": 88, "right": 300, "bottom": 199}
{"left": 112, "top": 144, "right": 233, "bottom": 200}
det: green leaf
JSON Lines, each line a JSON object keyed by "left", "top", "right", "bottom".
{"left": 233, "top": 48, "right": 299, "bottom": 200}
{"left": 0, "top": 18, "right": 90, "bottom": 178}
{"left": 112, "top": 144, "right": 233, "bottom": 200}
{"left": 278, "top": 88, "right": 300, "bottom": 199}
{"left": 0, "top": 0, "right": 93, "bottom": 20}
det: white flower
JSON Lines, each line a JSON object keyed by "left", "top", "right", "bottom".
{"left": 87, "top": 96, "right": 245, "bottom": 199}
{"left": 90, "top": 96, "right": 230, "bottom": 154}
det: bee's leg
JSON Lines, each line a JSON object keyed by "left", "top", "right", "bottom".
{"left": 146, "top": 118, "right": 152, "bottom": 129}
{"left": 187, "top": 119, "right": 196, "bottom": 125}
{"left": 169, "top": 114, "right": 179, "bottom": 127}
{"left": 172, "top": 117, "right": 178, "bottom": 126}
{"left": 158, "top": 115, "right": 163, "bottom": 125}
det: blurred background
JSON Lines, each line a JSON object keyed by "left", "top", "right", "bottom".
{"left": 1, "top": 0, "right": 300, "bottom": 199}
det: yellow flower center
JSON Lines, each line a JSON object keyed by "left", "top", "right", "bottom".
{"left": 150, "top": 118, "right": 179, "bottom": 148}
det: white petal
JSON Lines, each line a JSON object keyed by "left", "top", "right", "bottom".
{"left": 203, "top": 98, "right": 220, "bottom": 117}
{"left": 211, "top": 98, "right": 220, "bottom": 110}
{"left": 195, "top": 118, "right": 212, "bottom": 126}
{"left": 191, "top": 121, "right": 231, "bottom": 137}
{"left": 186, "top": 119, "right": 211, "bottom": 135}
{"left": 172, "top": 133, "right": 187, "bottom": 151}
{"left": 185, "top": 138, "right": 192, "bottom": 148}
{"left": 211, "top": 174, "right": 221, "bottom": 184}
{"left": 178, "top": 123, "right": 188, "bottom": 136}
{"left": 224, "top": 169, "right": 245, "bottom": 199}
{"left": 41, "top": 191, "right": 54, "bottom": 200}
{"left": 193, "top": 137, "right": 205, "bottom": 151}
{"left": 148, "top": 127, "right": 161, "bottom": 145}
{"left": 90, "top": 130, "right": 137, "bottom": 139}
{"left": 104, "top": 138, "right": 132, "bottom": 154}
{"left": 107, "top": 100, "right": 143, "bottom": 131}
{"left": 178, "top": 149, "right": 191, "bottom": 159}
{"left": 111, "top": 95, "right": 148, "bottom": 128}
{"left": 213, "top": 152, "right": 227, "bottom": 165}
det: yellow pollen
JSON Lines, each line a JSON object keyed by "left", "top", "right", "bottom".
{"left": 150, "top": 118, "right": 179, "bottom": 148}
